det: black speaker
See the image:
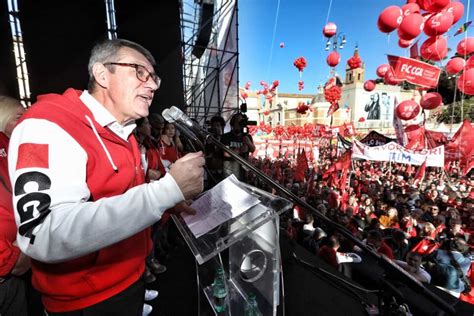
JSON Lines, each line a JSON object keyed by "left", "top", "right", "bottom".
{"left": 192, "top": 3, "right": 214, "bottom": 59}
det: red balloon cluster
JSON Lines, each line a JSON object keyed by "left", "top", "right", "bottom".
{"left": 296, "top": 102, "right": 311, "bottom": 115}
{"left": 256, "top": 80, "right": 279, "bottom": 104}
{"left": 324, "top": 85, "right": 342, "bottom": 107}
{"left": 420, "top": 36, "right": 447, "bottom": 61}
{"left": 347, "top": 55, "right": 362, "bottom": 69}
{"left": 323, "top": 22, "right": 337, "bottom": 38}
{"left": 324, "top": 77, "right": 342, "bottom": 108}
{"left": 377, "top": 1, "right": 464, "bottom": 54}
{"left": 439, "top": 37, "right": 474, "bottom": 95}
{"left": 298, "top": 80, "right": 304, "bottom": 91}
{"left": 396, "top": 99, "right": 421, "bottom": 120}
{"left": 293, "top": 56, "right": 307, "bottom": 73}
{"left": 327, "top": 51, "right": 340, "bottom": 67}
{"left": 363, "top": 80, "right": 376, "bottom": 92}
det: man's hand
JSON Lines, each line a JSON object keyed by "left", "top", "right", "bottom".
{"left": 169, "top": 151, "right": 205, "bottom": 200}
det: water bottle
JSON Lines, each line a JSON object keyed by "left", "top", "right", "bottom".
{"left": 212, "top": 267, "right": 227, "bottom": 313}
{"left": 244, "top": 293, "right": 262, "bottom": 316}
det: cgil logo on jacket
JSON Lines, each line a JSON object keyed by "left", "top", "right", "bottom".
{"left": 0, "top": 148, "right": 6, "bottom": 158}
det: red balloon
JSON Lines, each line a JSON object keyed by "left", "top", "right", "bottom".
{"left": 423, "top": 11, "right": 453, "bottom": 37}
{"left": 402, "top": 3, "right": 420, "bottom": 16}
{"left": 377, "top": 6, "right": 403, "bottom": 33}
{"left": 457, "top": 68, "right": 474, "bottom": 95}
{"left": 326, "top": 51, "right": 340, "bottom": 67}
{"left": 456, "top": 38, "right": 474, "bottom": 56}
{"left": 398, "top": 13, "right": 424, "bottom": 40}
{"left": 444, "top": 2, "right": 464, "bottom": 24}
{"left": 399, "top": 38, "right": 413, "bottom": 48}
{"left": 420, "top": 92, "right": 442, "bottom": 110}
{"left": 384, "top": 68, "right": 403, "bottom": 85}
{"left": 418, "top": 0, "right": 450, "bottom": 13}
{"left": 420, "top": 36, "right": 448, "bottom": 61}
{"left": 396, "top": 100, "right": 421, "bottom": 120}
{"left": 376, "top": 64, "right": 390, "bottom": 78}
{"left": 364, "top": 80, "right": 376, "bottom": 92}
{"left": 465, "top": 56, "right": 474, "bottom": 70}
{"left": 323, "top": 22, "right": 337, "bottom": 38}
{"left": 446, "top": 57, "right": 466, "bottom": 74}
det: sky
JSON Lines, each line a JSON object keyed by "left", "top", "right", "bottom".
{"left": 238, "top": 0, "right": 471, "bottom": 94}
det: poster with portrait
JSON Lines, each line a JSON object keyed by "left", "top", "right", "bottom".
{"left": 354, "top": 90, "right": 397, "bottom": 130}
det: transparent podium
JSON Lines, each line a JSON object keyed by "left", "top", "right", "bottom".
{"left": 172, "top": 181, "right": 292, "bottom": 316}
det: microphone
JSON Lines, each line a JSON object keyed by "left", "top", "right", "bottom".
{"left": 165, "top": 106, "right": 208, "bottom": 138}
{"left": 161, "top": 107, "right": 205, "bottom": 150}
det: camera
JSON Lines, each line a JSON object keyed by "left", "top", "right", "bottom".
{"left": 239, "top": 103, "right": 257, "bottom": 133}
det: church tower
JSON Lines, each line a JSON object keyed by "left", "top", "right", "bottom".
{"left": 345, "top": 46, "right": 365, "bottom": 84}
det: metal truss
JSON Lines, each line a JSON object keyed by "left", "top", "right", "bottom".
{"left": 180, "top": 0, "right": 239, "bottom": 125}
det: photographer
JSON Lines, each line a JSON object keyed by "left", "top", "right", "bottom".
{"left": 221, "top": 112, "right": 255, "bottom": 182}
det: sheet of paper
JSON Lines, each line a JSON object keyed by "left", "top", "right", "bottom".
{"left": 181, "top": 175, "right": 260, "bottom": 238}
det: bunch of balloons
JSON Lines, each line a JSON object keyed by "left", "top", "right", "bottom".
{"left": 347, "top": 54, "right": 362, "bottom": 69}
{"left": 293, "top": 56, "right": 307, "bottom": 74}
{"left": 298, "top": 80, "right": 305, "bottom": 91}
{"left": 377, "top": 0, "right": 464, "bottom": 61}
{"left": 296, "top": 101, "right": 311, "bottom": 115}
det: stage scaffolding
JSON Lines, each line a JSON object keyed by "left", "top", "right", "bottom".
{"left": 180, "top": 0, "right": 240, "bottom": 124}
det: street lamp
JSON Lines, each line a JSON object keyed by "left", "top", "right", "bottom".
{"left": 325, "top": 32, "right": 346, "bottom": 51}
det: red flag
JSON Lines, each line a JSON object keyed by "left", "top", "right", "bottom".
{"left": 405, "top": 125, "right": 426, "bottom": 150}
{"left": 414, "top": 158, "right": 427, "bottom": 186}
{"left": 338, "top": 150, "right": 352, "bottom": 192}
{"left": 464, "top": 159, "right": 474, "bottom": 176}
{"left": 445, "top": 120, "right": 474, "bottom": 171}
{"left": 294, "top": 148, "right": 309, "bottom": 182}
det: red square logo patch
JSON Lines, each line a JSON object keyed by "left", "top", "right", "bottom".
{"left": 16, "top": 143, "right": 49, "bottom": 170}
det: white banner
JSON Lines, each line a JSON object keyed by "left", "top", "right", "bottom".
{"left": 352, "top": 140, "right": 444, "bottom": 167}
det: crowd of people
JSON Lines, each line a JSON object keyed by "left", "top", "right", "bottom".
{"left": 0, "top": 37, "right": 472, "bottom": 316}
{"left": 247, "top": 148, "right": 473, "bottom": 302}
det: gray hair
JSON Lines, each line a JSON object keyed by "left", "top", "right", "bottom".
{"left": 0, "top": 95, "right": 22, "bottom": 133}
{"left": 87, "top": 39, "right": 156, "bottom": 92}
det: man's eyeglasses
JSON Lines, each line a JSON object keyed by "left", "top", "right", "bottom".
{"left": 104, "top": 62, "right": 161, "bottom": 88}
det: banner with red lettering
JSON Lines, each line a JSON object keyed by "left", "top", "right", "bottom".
{"left": 387, "top": 55, "right": 441, "bottom": 88}
{"left": 352, "top": 140, "right": 444, "bottom": 167}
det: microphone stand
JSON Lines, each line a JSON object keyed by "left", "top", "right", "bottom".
{"left": 199, "top": 131, "right": 455, "bottom": 315}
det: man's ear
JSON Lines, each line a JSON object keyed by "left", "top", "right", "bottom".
{"left": 92, "top": 63, "right": 109, "bottom": 89}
